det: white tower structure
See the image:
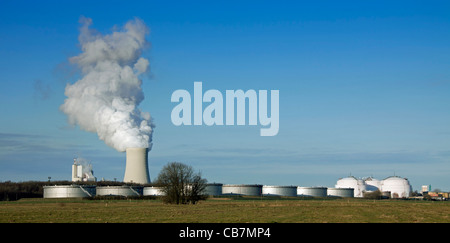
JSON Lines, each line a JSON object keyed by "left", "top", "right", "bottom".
{"left": 72, "top": 159, "right": 82, "bottom": 182}
{"left": 72, "top": 158, "right": 96, "bottom": 182}
{"left": 123, "top": 147, "right": 150, "bottom": 184}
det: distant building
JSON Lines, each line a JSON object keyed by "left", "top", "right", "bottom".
{"left": 421, "top": 185, "right": 431, "bottom": 193}
{"left": 72, "top": 158, "right": 96, "bottom": 182}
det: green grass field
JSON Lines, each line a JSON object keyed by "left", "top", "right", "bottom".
{"left": 1, "top": 197, "right": 449, "bottom": 223}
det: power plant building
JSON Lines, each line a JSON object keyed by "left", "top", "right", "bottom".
{"left": 72, "top": 159, "right": 96, "bottom": 182}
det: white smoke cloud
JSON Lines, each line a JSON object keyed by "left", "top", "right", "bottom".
{"left": 60, "top": 17, "right": 154, "bottom": 152}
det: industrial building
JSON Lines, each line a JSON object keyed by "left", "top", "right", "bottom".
{"left": 43, "top": 156, "right": 421, "bottom": 200}
{"left": 72, "top": 159, "right": 96, "bottom": 182}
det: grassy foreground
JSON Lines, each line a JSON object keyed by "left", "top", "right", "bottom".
{"left": 1, "top": 197, "right": 449, "bottom": 223}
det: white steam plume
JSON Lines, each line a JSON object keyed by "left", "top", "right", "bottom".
{"left": 60, "top": 17, "right": 154, "bottom": 152}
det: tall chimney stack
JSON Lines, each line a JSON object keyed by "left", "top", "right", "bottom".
{"left": 124, "top": 147, "right": 150, "bottom": 184}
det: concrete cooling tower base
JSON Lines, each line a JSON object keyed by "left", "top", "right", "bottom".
{"left": 123, "top": 147, "right": 150, "bottom": 184}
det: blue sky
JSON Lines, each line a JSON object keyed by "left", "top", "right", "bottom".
{"left": 1, "top": 1, "right": 450, "bottom": 191}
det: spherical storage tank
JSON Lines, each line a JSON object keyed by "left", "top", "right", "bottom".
{"left": 222, "top": 184, "right": 262, "bottom": 196}
{"left": 335, "top": 176, "right": 366, "bottom": 197}
{"left": 43, "top": 185, "right": 96, "bottom": 198}
{"left": 380, "top": 176, "right": 412, "bottom": 198}
{"left": 327, "top": 188, "right": 354, "bottom": 198}
{"left": 262, "top": 185, "right": 297, "bottom": 197}
{"left": 297, "top": 187, "right": 327, "bottom": 197}
{"left": 96, "top": 186, "right": 143, "bottom": 197}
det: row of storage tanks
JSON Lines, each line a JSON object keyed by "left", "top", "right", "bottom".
{"left": 43, "top": 176, "right": 412, "bottom": 199}
{"left": 43, "top": 184, "right": 354, "bottom": 199}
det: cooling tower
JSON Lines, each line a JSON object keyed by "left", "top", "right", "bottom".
{"left": 123, "top": 147, "right": 150, "bottom": 184}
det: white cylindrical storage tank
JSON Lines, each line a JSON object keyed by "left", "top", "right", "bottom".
{"left": 96, "top": 186, "right": 143, "bottom": 197}
{"left": 203, "top": 183, "right": 223, "bottom": 196}
{"left": 43, "top": 185, "right": 96, "bottom": 198}
{"left": 262, "top": 186, "right": 297, "bottom": 197}
{"left": 364, "top": 177, "right": 381, "bottom": 192}
{"left": 335, "top": 176, "right": 366, "bottom": 197}
{"left": 380, "top": 176, "right": 412, "bottom": 198}
{"left": 297, "top": 187, "right": 328, "bottom": 197}
{"left": 143, "top": 186, "right": 166, "bottom": 196}
{"left": 327, "top": 188, "right": 354, "bottom": 198}
{"left": 124, "top": 147, "right": 150, "bottom": 184}
{"left": 222, "top": 184, "right": 262, "bottom": 196}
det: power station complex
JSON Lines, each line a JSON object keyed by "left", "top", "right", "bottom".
{"left": 44, "top": 147, "right": 417, "bottom": 199}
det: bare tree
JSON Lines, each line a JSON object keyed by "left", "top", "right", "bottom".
{"left": 155, "top": 162, "right": 207, "bottom": 204}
